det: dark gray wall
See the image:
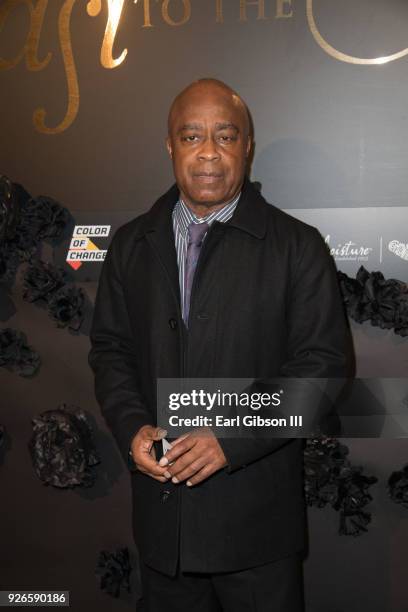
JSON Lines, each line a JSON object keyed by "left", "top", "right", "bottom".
{"left": 1, "top": 1, "right": 408, "bottom": 611}
{"left": 2, "top": 0, "right": 408, "bottom": 211}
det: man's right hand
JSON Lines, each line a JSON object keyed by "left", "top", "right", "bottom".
{"left": 130, "top": 425, "right": 171, "bottom": 482}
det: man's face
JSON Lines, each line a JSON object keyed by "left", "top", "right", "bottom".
{"left": 167, "top": 87, "right": 251, "bottom": 208}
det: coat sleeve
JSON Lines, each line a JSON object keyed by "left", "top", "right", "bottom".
{"left": 88, "top": 229, "right": 154, "bottom": 470}
{"left": 217, "top": 227, "right": 352, "bottom": 473}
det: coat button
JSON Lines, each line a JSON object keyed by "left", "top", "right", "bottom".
{"left": 168, "top": 318, "right": 177, "bottom": 330}
{"left": 161, "top": 490, "right": 171, "bottom": 503}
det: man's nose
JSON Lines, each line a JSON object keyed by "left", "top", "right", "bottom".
{"left": 197, "top": 137, "right": 220, "bottom": 161}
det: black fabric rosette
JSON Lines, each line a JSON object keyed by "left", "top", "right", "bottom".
{"left": 0, "top": 175, "right": 27, "bottom": 242}
{"left": 388, "top": 465, "right": 408, "bottom": 509}
{"left": 23, "top": 259, "right": 67, "bottom": 302}
{"left": 0, "top": 242, "right": 19, "bottom": 284}
{"left": 6, "top": 196, "right": 68, "bottom": 260}
{"left": 338, "top": 266, "right": 408, "bottom": 337}
{"left": 0, "top": 176, "right": 69, "bottom": 282}
{"left": 28, "top": 405, "right": 100, "bottom": 488}
{"left": 19, "top": 196, "right": 69, "bottom": 245}
{"left": 0, "top": 328, "right": 40, "bottom": 376}
{"left": 95, "top": 548, "right": 132, "bottom": 598}
{"left": 1, "top": 176, "right": 86, "bottom": 337}
{"left": 0, "top": 176, "right": 29, "bottom": 283}
{"left": 304, "top": 438, "right": 377, "bottom": 536}
{"left": 47, "top": 284, "right": 85, "bottom": 331}
{"left": 304, "top": 437, "right": 347, "bottom": 508}
{"left": 22, "top": 259, "right": 85, "bottom": 331}
{"left": 335, "top": 466, "right": 377, "bottom": 536}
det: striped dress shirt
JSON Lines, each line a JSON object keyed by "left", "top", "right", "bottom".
{"left": 172, "top": 192, "right": 240, "bottom": 318}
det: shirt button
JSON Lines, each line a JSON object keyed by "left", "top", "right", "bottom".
{"left": 168, "top": 318, "right": 177, "bottom": 330}
{"left": 161, "top": 490, "right": 171, "bottom": 503}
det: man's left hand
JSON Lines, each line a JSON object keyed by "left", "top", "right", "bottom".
{"left": 158, "top": 428, "right": 227, "bottom": 486}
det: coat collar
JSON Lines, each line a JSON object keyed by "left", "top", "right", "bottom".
{"left": 225, "top": 178, "right": 267, "bottom": 239}
{"left": 137, "top": 179, "right": 268, "bottom": 311}
{"left": 140, "top": 178, "right": 268, "bottom": 240}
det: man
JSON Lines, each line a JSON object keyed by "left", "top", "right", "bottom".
{"left": 89, "top": 79, "right": 350, "bottom": 611}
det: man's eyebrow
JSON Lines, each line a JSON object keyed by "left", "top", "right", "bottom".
{"left": 215, "top": 122, "right": 239, "bottom": 132}
{"left": 178, "top": 123, "right": 203, "bottom": 132}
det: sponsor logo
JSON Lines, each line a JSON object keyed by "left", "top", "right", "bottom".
{"left": 388, "top": 240, "right": 408, "bottom": 261}
{"left": 325, "top": 235, "right": 373, "bottom": 262}
{"left": 66, "top": 225, "right": 110, "bottom": 270}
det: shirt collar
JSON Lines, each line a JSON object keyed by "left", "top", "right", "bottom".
{"left": 173, "top": 191, "right": 241, "bottom": 238}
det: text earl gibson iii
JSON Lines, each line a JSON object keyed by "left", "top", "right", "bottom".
{"left": 167, "top": 414, "right": 303, "bottom": 428}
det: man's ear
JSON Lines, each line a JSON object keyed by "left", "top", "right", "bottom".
{"left": 166, "top": 137, "right": 173, "bottom": 159}
{"left": 245, "top": 135, "right": 252, "bottom": 158}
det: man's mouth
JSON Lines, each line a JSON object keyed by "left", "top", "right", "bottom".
{"left": 193, "top": 173, "right": 223, "bottom": 183}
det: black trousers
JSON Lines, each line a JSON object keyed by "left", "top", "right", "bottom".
{"left": 137, "top": 553, "right": 304, "bottom": 612}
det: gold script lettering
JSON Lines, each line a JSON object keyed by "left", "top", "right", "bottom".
{"left": 0, "top": 0, "right": 51, "bottom": 71}
{"left": 142, "top": 0, "right": 153, "bottom": 27}
{"left": 239, "top": 0, "right": 266, "bottom": 22}
{"left": 276, "top": 0, "right": 292, "bottom": 19}
{"left": 87, "top": 0, "right": 127, "bottom": 68}
{"left": 215, "top": 0, "right": 223, "bottom": 24}
{"left": 306, "top": 0, "right": 408, "bottom": 65}
{"left": 162, "top": 0, "right": 191, "bottom": 26}
{"left": 33, "top": 0, "right": 79, "bottom": 134}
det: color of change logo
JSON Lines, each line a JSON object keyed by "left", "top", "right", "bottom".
{"left": 66, "top": 225, "right": 110, "bottom": 270}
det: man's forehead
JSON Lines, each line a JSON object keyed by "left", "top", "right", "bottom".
{"left": 168, "top": 81, "right": 250, "bottom": 135}
{"left": 172, "top": 96, "right": 245, "bottom": 126}
{"left": 178, "top": 88, "right": 241, "bottom": 109}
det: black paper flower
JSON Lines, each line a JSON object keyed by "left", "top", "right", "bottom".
{"left": 47, "top": 285, "right": 85, "bottom": 331}
{"left": 0, "top": 328, "right": 41, "bottom": 376}
{"left": 3, "top": 193, "right": 69, "bottom": 262}
{"left": 23, "top": 259, "right": 66, "bottom": 302}
{"left": 335, "top": 466, "right": 377, "bottom": 536}
{"left": 28, "top": 405, "right": 100, "bottom": 488}
{"left": 339, "top": 506, "right": 372, "bottom": 537}
{"left": 388, "top": 465, "right": 408, "bottom": 508}
{"left": 0, "top": 177, "right": 68, "bottom": 273}
{"left": 338, "top": 269, "right": 369, "bottom": 324}
{"left": 96, "top": 548, "right": 132, "bottom": 598}
{"left": 0, "top": 242, "right": 19, "bottom": 284}
{"left": 338, "top": 266, "right": 408, "bottom": 337}
{"left": 0, "top": 175, "right": 28, "bottom": 241}
{"left": 19, "top": 196, "right": 69, "bottom": 243}
{"left": 304, "top": 437, "right": 377, "bottom": 536}
{"left": 304, "top": 438, "right": 349, "bottom": 508}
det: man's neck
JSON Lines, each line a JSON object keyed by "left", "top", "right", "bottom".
{"left": 180, "top": 190, "right": 241, "bottom": 219}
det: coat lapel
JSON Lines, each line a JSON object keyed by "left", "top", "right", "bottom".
{"left": 142, "top": 184, "right": 181, "bottom": 309}
{"left": 139, "top": 179, "right": 268, "bottom": 311}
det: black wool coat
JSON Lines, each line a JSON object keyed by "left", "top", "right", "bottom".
{"left": 89, "top": 179, "right": 351, "bottom": 576}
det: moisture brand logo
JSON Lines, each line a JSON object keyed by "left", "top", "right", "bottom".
{"left": 324, "top": 235, "right": 373, "bottom": 262}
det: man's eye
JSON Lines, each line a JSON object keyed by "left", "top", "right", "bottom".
{"left": 219, "top": 135, "right": 236, "bottom": 142}
{"left": 182, "top": 135, "right": 199, "bottom": 142}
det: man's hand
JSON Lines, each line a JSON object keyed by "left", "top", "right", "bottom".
{"left": 158, "top": 427, "right": 227, "bottom": 487}
{"left": 130, "top": 425, "right": 170, "bottom": 482}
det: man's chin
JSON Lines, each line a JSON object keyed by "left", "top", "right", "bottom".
{"left": 187, "top": 187, "right": 231, "bottom": 208}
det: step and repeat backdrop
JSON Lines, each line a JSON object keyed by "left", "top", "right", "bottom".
{"left": 1, "top": 1, "right": 408, "bottom": 611}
